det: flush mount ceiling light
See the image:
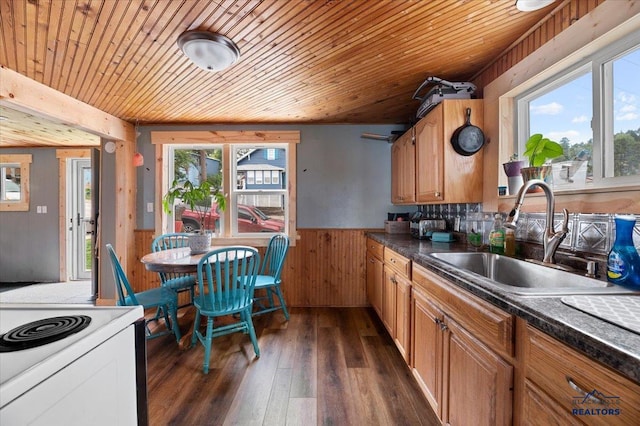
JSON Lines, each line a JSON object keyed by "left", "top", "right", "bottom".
{"left": 515, "top": 0, "right": 555, "bottom": 12}
{"left": 177, "top": 30, "right": 240, "bottom": 72}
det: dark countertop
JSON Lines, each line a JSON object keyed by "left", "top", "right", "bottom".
{"left": 368, "top": 232, "right": 640, "bottom": 384}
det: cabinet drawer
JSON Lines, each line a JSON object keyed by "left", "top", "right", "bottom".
{"left": 366, "top": 238, "right": 384, "bottom": 260}
{"left": 412, "top": 263, "right": 514, "bottom": 358}
{"left": 384, "top": 248, "right": 411, "bottom": 278}
{"left": 526, "top": 325, "right": 640, "bottom": 425}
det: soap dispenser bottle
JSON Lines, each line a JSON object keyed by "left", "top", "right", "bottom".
{"left": 607, "top": 215, "right": 640, "bottom": 289}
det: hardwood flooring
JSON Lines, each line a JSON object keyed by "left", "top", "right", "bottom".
{"left": 145, "top": 307, "right": 439, "bottom": 426}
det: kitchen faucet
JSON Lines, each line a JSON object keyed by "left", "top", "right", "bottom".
{"left": 504, "top": 179, "right": 569, "bottom": 264}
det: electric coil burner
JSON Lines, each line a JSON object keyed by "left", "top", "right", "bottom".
{"left": 0, "top": 315, "right": 91, "bottom": 352}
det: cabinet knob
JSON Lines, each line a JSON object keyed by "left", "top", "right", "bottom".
{"left": 435, "top": 191, "right": 441, "bottom": 198}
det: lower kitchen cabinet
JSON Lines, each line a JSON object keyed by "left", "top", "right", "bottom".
{"left": 411, "top": 287, "right": 444, "bottom": 417}
{"left": 411, "top": 263, "right": 514, "bottom": 426}
{"left": 383, "top": 248, "right": 412, "bottom": 363}
{"left": 365, "top": 238, "right": 384, "bottom": 317}
{"left": 522, "top": 325, "right": 640, "bottom": 426}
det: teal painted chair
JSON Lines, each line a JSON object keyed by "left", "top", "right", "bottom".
{"left": 192, "top": 246, "right": 261, "bottom": 374}
{"left": 252, "top": 234, "right": 290, "bottom": 320}
{"left": 106, "top": 243, "right": 181, "bottom": 342}
{"left": 151, "top": 233, "right": 197, "bottom": 308}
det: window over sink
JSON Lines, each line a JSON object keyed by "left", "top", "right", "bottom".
{"left": 515, "top": 32, "right": 640, "bottom": 189}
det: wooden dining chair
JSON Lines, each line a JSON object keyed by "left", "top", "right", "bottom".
{"left": 192, "top": 246, "right": 261, "bottom": 374}
{"left": 151, "top": 233, "right": 196, "bottom": 308}
{"left": 252, "top": 234, "right": 290, "bottom": 320}
{"left": 106, "top": 243, "right": 181, "bottom": 342}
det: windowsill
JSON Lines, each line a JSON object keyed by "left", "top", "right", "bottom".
{"left": 497, "top": 184, "right": 640, "bottom": 214}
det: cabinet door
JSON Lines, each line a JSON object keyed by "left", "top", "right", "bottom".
{"left": 411, "top": 287, "right": 444, "bottom": 421}
{"left": 391, "top": 138, "right": 402, "bottom": 203}
{"left": 382, "top": 265, "right": 396, "bottom": 335}
{"left": 394, "top": 274, "right": 411, "bottom": 363}
{"left": 444, "top": 319, "right": 513, "bottom": 426}
{"left": 366, "top": 251, "right": 383, "bottom": 317}
{"left": 415, "top": 105, "right": 444, "bottom": 202}
{"left": 390, "top": 130, "right": 415, "bottom": 204}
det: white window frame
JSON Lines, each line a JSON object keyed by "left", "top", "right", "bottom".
{"left": 152, "top": 130, "right": 299, "bottom": 246}
{"left": 515, "top": 31, "right": 640, "bottom": 189}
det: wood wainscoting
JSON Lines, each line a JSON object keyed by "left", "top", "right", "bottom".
{"left": 131, "top": 229, "right": 379, "bottom": 307}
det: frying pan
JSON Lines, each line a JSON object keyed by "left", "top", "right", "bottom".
{"left": 450, "top": 108, "right": 485, "bottom": 156}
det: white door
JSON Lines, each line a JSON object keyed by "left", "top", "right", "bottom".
{"left": 69, "top": 159, "right": 93, "bottom": 280}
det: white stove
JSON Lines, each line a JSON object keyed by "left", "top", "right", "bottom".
{"left": 0, "top": 304, "right": 146, "bottom": 425}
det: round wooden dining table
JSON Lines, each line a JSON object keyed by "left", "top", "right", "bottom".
{"left": 140, "top": 245, "right": 256, "bottom": 274}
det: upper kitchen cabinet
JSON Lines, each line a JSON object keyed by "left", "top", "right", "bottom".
{"left": 391, "top": 128, "right": 416, "bottom": 204}
{"left": 414, "top": 99, "right": 484, "bottom": 204}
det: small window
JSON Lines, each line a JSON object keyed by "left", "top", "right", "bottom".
{"left": 266, "top": 148, "right": 276, "bottom": 160}
{"left": 272, "top": 170, "right": 280, "bottom": 185}
{"left": 0, "top": 154, "right": 31, "bottom": 211}
{"left": 247, "top": 171, "right": 255, "bottom": 185}
{"left": 255, "top": 171, "right": 263, "bottom": 184}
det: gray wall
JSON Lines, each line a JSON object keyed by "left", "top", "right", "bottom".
{"left": 0, "top": 148, "right": 61, "bottom": 282}
{"left": 136, "top": 124, "right": 415, "bottom": 230}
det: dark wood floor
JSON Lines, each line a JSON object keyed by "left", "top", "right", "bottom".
{"left": 145, "top": 307, "right": 439, "bottom": 426}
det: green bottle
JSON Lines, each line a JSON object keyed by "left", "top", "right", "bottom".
{"left": 489, "top": 214, "right": 505, "bottom": 255}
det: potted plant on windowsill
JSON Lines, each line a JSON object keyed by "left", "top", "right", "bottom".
{"left": 502, "top": 153, "right": 525, "bottom": 195}
{"left": 521, "top": 133, "right": 563, "bottom": 192}
{"left": 163, "top": 179, "right": 226, "bottom": 253}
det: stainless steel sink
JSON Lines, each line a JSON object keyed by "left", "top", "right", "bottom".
{"left": 429, "top": 252, "right": 639, "bottom": 296}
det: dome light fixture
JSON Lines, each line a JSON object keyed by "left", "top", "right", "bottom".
{"left": 515, "top": 0, "right": 555, "bottom": 12}
{"left": 177, "top": 30, "right": 240, "bottom": 72}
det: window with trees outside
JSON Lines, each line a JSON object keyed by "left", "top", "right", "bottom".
{"left": 516, "top": 34, "right": 640, "bottom": 188}
{"left": 159, "top": 135, "right": 295, "bottom": 244}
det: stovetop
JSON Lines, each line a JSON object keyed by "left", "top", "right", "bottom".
{"left": 0, "top": 304, "right": 143, "bottom": 408}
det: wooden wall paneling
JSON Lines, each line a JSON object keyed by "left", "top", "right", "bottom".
{"left": 130, "top": 229, "right": 371, "bottom": 307}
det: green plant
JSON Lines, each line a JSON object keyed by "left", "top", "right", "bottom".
{"left": 162, "top": 179, "right": 226, "bottom": 234}
{"left": 522, "top": 133, "right": 564, "bottom": 167}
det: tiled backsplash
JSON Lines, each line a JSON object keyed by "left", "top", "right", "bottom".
{"left": 418, "top": 203, "right": 640, "bottom": 255}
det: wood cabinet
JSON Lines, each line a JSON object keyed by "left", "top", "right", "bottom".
{"left": 411, "top": 263, "right": 514, "bottom": 425}
{"left": 382, "top": 248, "right": 412, "bottom": 363}
{"left": 390, "top": 128, "right": 416, "bottom": 204}
{"left": 522, "top": 325, "right": 640, "bottom": 426}
{"left": 365, "top": 238, "right": 384, "bottom": 317}
{"left": 414, "top": 99, "right": 484, "bottom": 203}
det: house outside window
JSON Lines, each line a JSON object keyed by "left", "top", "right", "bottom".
{"left": 516, "top": 34, "right": 640, "bottom": 188}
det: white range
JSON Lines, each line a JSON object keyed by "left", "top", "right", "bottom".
{"left": 0, "top": 304, "right": 146, "bottom": 425}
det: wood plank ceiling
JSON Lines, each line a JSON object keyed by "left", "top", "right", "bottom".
{"left": 0, "top": 0, "right": 558, "bottom": 147}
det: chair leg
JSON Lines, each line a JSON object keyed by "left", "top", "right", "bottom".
{"left": 274, "top": 286, "right": 290, "bottom": 320}
{"left": 203, "top": 317, "right": 214, "bottom": 374}
{"left": 243, "top": 309, "right": 260, "bottom": 357}
{"left": 191, "top": 311, "right": 201, "bottom": 348}
{"left": 168, "top": 303, "right": 181, "bottom": 343}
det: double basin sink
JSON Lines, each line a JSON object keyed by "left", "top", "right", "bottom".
{"left": 429, "top": 252, "right": 639, "bottom": 296}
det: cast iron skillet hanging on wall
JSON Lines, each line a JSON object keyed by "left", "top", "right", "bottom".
{"left": 450, "top": 108, "right": 485, "bottom": 156}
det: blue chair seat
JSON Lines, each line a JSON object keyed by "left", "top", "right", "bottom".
{"left": 251, "top": 234, "right": 290, "bottom": 320}
{"left": 106, "top": 244, "right": 181, "bottom": 343}
{"left": 151, "top": 233, "right": 198, "bottom": 309}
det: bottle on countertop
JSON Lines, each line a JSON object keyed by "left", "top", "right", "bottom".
{"left": 489, "top": 214, "right": 505, "bottom": 255}
{"left": 504, "top": 228, "right": 516, "bottom": 256}
{"left": 607, "top": 215, "right": 640, "bottom": 289}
